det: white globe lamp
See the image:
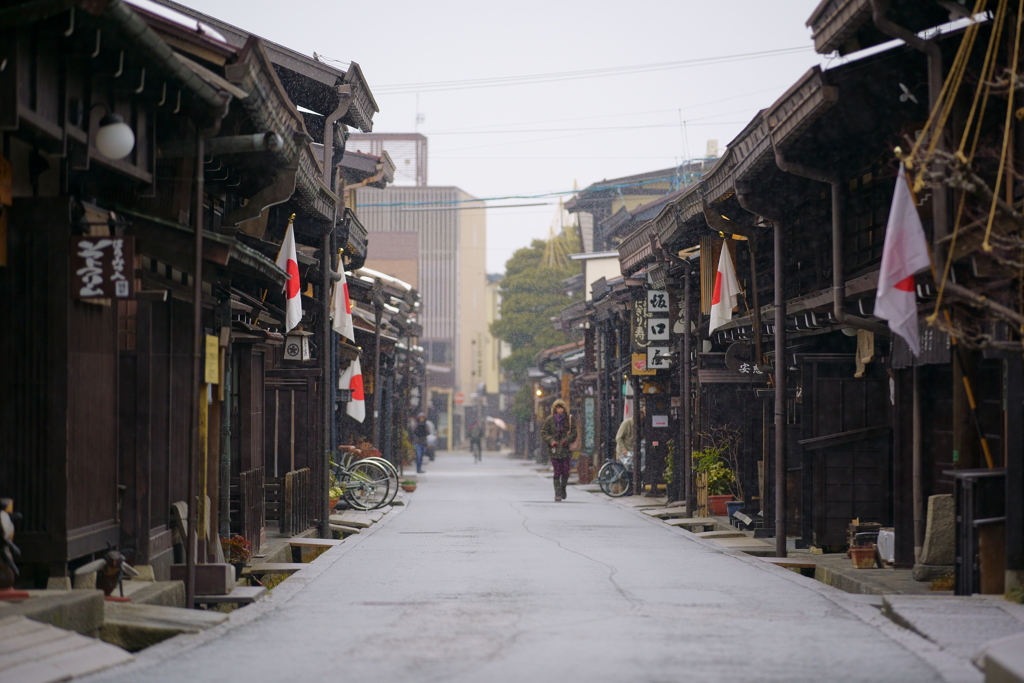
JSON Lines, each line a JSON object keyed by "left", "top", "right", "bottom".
{"left": 94, "top": 113, "right": 135, "bottom": 160}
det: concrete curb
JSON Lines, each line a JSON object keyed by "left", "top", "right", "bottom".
{"left": 79, "top": 500, "right": 409, "bottom": 682}
{"left": 582, "top": 485, "right": 983, "bottom": 683}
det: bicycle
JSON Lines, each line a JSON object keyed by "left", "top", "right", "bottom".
{"left": 595, "top": 453, "right": 633, "bottom": 498}
{"left": 337, "top": 447, "right": 400, "bottom": 507}
{"left": 329, "top": 456, "right": 392, "bottom": 510}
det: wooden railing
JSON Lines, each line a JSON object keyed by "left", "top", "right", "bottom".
{"left": 282, "top": 467, "right": 314, "bottom": 535}
{"left": 239, "top": 466, "right": 266, "bottom": 553}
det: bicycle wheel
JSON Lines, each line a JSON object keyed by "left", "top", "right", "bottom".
{"left": 343, "top": 460, "right": 391, "bottom": 510}
{"left": 360, "top": 456, "right": 400, "bottom": 506}
{"left": 599, "top": 461, "right": 631, "bottom": 497}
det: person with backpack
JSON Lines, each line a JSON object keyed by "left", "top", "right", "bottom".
{"left": 412, "top": 413, "right": 430, "bottom": 473}
{"left": 540, "top": 399, "right": 578, "bottom": 502}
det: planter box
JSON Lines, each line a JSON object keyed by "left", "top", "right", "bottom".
{"left": 708, "top": 494, "right": 734, "bottom": 516}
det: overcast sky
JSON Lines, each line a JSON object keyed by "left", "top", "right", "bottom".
{"left": 179, "top": 0, "right": 826, "bottom": 272}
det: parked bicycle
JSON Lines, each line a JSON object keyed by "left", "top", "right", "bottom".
{"left": 330, "top": 455, "right": 392, "bottom": 510}
{"left": 595, "top": 452, "right": 633, "bottom": 497}
{"left": 338, "top": 446, "right": 400, "bottom": 507}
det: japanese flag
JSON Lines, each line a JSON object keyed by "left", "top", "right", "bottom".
{"left": 875, "top": 164, "right": 931, "bottom": 356}
{"left": 709, "top": 241, "right": 741, "bottom": 334}
{"left": 340, "top": 357, "right": 365, "bottom": 423}
{"left": 275, "top": 219, "right": 302, "bottom": 332}
{"left": 331, "top": 268, "right": 356, "bottom": 342}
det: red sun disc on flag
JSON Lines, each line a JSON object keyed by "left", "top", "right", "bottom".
{"left": 286, "top": 259, "right": 300, "bottom": 298}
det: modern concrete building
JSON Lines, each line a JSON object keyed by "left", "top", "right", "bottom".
{"left": 354, "top": 183, "right": 487, "bottom": 445}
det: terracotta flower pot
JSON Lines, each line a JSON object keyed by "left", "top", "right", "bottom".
{"left": 849, "top": 545, "right": 878, "bottom": 569}
{"left": 401, "top": 484, "right": 417, "bottom": 493}
{"left": 708, "top": 494, "right": 734, "bottom": 516}
{"left": 329, "top": 497, "right": 340, "bottom": 510}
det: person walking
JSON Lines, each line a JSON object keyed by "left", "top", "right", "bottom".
{"left": 540, "top": 399, "right": 578, "bottom": 502}
{"left": 412, "top": 414, "right": 429, "bottom": 473}
{"left": 468, "top": 421, "right": 484, "bottom": 463}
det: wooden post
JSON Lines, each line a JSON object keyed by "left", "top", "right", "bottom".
{"left": 185, "top": 132, "right": 206, "bottom": 610}
{"left": 682, "top": 262, "right": 694, "bottom": 512}
{"left": 632, "top": 372, "right": 641, "bottom": 497}
{"left": 319, "top": 228, "right": 332, "bottom": 539}
{"left": 773, "top": 219, "right": 787, "bottom": 558}
{"left": 1005, "top": 355, "right": 1023, "bottom": 590}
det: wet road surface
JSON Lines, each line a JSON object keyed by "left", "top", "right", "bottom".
{"left": 86, "top": 451, "right": 973, "bottom": 683}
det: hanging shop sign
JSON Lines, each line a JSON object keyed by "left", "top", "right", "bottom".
{"left": 632, "top": 300, "right": 648, "bottom": 351}
{"left": 647, "top": 289, "right": 669, "bottom": 315}
{"left": 284, "top": 331, "right": 311, "bottom": 361}
{"left": 647, "top": 318, "right": 670, "bottom": 341}
{"left": 631, "top": 353, "right": 656, "bottom": 376}
{"left": 70, "top": 236, "right": 134, "bottom": 299}
{"left": 647, "top": 346, "right": 671, "bottom": 370}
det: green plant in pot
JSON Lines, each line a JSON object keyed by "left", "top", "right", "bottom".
{"left": 693, "top": 445, "right": 736, "bottom": 515}
{"left": 401, "top": 480, "right": 417, "bottom": 492}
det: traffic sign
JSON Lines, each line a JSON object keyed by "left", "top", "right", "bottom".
{"left": 454, "top": 392, "right": 465, "bottom": 405}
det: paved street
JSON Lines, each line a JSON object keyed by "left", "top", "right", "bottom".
{"left": 88, "top": 452, "right": 974, "bottom": 683}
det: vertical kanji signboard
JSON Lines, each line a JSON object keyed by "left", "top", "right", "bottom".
{"left": 70, "top": 236, "right": 134, "bottom": 300}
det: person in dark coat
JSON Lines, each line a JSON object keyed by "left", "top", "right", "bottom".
{"left": 540, "top": 399, "right": 578, "bottom": 501}
{"left": 412, "top": 413, "right": 429, "bottom": 473}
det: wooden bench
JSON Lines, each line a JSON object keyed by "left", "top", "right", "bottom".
{"left": 759, "top": 556, "right": 817, "bottom": 577}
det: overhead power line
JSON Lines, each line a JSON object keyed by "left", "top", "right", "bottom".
{"left": 369, "top": 46, "right": 812, "bottom": 94}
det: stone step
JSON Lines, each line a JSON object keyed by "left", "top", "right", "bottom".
{"left": 193, "top": 586, "right": 267, "bottom": 607}
{"left": 0, "top": 589, "right": 104, "bottom": 637}
{"left": 0, "top": 614, "right": 133, "bottom": 682}
{"left": 119, "top": 580, "right": 185, "bottom": 607}
{"left": 642, "top": 508, "right": 690, "bottom": 519}
{"left": 705, "top": 537, "right": 776, "bottom": 557}
{"left": 694, "top": 530, "right": 748, "bottom": 539}
{"left": 663, "top": 517, "right": 717, "bottom": 532}
{"left": 287, "top": 537, "right": 344, "bottom": 549}
{"left": 243, "top": 563, "right": 307, "bottom": 576}
{"left": 101, "top": 603, "right": 227, "bottom": 652}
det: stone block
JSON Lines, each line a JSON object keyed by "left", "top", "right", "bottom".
{"left": 46, "top": 576, "right": 72, "bottom": 590}
{"left": 0, "top": 589, "right": 104, "bottom": 636}
{"left": 920, "top": 494, "right": 955, "bottom": 566}
{"left": 980, "top": 633, "right": 1024, "bottom": 683}
{"left": 121, "top": 580, "right": 185, "bottom": 607}
{"left": 101, "top": 603, "right": 227, "bottom": 652}
{"left": 0, "top": 615, "right": 133, "bottom": 680}
{"left": 913, "top": 563, "right": 954, "bottom": 582}
{"left": 169, "top": 564, "right": 234, "bottom": 596}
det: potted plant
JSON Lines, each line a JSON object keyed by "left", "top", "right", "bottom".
{"left": 329, "top": 470, "right": 343, "bottom": 510}
{"left": 401, "top": 480, "right": 417, "bottom": 493}
{"left": 693, "top": 446, "right": 735, "bottom": 516}
{"left": 220, "top": 533, "right": 251, "bottom": 579}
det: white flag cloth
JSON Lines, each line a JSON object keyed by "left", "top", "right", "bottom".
{"left": 709, "top": 241, "right": 741, "bottom": 334}
{"left": 331, "top": 269, "right": 356, "bottom": 342}
{"left": 875, "top": 164, "right": 931, "bottom": 356}
{"left": 275, "top": 221, "right": 302, "bottom": 332}
{"left": 340, "top": 357, "right": 365, "bottom": 423}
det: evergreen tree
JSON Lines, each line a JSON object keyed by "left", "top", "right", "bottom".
{"left": 491, "top": 234, "right": 582, "bottom": 421}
